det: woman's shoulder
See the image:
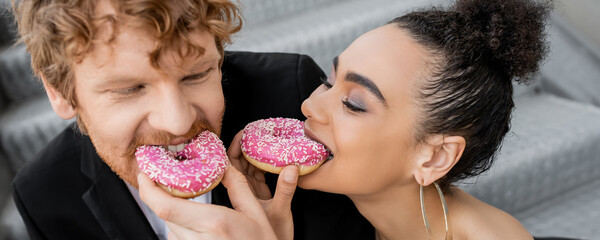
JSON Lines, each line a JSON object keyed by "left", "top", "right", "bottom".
{"left": 449, "top": 187, "right": 533, "bottom": 240}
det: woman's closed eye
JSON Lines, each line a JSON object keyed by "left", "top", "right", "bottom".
{"left": 319, "top": 75, "right": 367, "bottom": 113}
{"left": 342, "top": 98, "right": 367, "bottom": 113}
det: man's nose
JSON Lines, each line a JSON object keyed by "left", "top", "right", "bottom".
{"left": 147, "top": 84, "right": 196, "bottom": 136}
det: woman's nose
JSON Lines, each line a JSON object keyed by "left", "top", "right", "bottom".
{"left": 147, "top": 85, "right": 196, "bottom": 136}
{"left": 301, "top": 88, "right": 330, "bottom": 124}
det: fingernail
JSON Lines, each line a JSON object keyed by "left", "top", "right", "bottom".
{"left": 283, "top": 166, "right": 298, "bottom": 183}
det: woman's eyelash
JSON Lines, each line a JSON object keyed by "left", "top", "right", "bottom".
{"left": 318, "top": 75, "right": 366, "bottom": 113}
{"left": 342, "top": 99, "right": 366, "bottom": 113}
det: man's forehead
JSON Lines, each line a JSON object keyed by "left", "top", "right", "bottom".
{"left": 76, "top": 31, "right": 218, "bottom": 83}
{"left": 88, "top": 27, "right": 215, "bottom": 60}
{"left": 95, "top": 0, "right": 118, "bottom": 19}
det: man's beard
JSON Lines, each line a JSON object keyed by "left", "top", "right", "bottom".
{"left": 82, "top": 115, "right": 223, "bottom": 189}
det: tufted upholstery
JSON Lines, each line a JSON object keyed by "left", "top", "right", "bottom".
{"left": 0, "top": 44, "right": 74, "bottom": 173}
{"left": 0, "top": 0, "right": 16, "bottom": 114}
{"left": 461, "top": 93, "right": 600, "bottom": 213}
{"left": 0, "top": 0, "right": 16, "bottom": 49}
{"left": 458, "top": 93, "right": 600, "bottom": 238}
{"left": 229, "top": 0, "right": 447, "bottom": 73}
{"left": 521, "top": 178, "right": 600, "bottom": 239}
{"left": 540, "top": 13, "right": 600, "bottom": 107}
{"left": 0, "top": 45, "right": 43, "bottom": 103}
{"left": 239, "top": 0, "right": 345, "bottom": 28}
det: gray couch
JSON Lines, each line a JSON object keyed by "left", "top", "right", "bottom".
{"left": 2, "top": 0, "right": 599, "bottom": 239}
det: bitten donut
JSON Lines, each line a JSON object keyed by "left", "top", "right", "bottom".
{"left": 241, "top": 118, "right": 330, "bottom": 175}
{"left": 135, "top": 130, "right": 228, "bottom": 199}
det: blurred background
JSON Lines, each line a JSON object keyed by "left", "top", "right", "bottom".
{"left": 1, "top": 0, "right": 599, "bottom": 239}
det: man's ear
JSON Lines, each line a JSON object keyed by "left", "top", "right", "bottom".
{"left": 41, "top": 75, "right": 76, "bottom": 119}
{"left": 413, "top": 135, "right": 465, "bottom": 186}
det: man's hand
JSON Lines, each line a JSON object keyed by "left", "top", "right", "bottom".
{"left": 228, "top": 130, "right": 299, "bottom": 240}
{"left": 138, "top": 166, "right": 279, "bottom": 240}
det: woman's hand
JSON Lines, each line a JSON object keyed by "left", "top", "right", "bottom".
{"left": 228, "top": 130, "right": 299, "bottom": 240}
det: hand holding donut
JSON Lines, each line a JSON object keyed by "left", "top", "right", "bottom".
{"left": 136, "top": 118, "right": 315, "bottom": 240}
{"left": 228, "top": 130, "right": 299, "bottom": 240}
{"left": 138, "top": 165, "right": 286, "bottom": 240}
{"left": 137, "top": 130, "right": 299, "bottom": 240}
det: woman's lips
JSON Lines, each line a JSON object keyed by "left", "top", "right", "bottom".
{"left": 303, "top": 126, "right": 334, "bottom": 160}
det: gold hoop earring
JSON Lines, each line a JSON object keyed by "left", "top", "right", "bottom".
{"left": 420, "top": 181, "right": 451, "bottom": 240}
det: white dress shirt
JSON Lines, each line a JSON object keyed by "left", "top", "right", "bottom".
{"left": 126, "top": 182, "right": 211, "bottom": 240}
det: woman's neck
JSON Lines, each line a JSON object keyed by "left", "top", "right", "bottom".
{"left": 348, "top": 184, "right": 452, "bottom": 240}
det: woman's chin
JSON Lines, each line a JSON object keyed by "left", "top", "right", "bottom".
{"left": 297, "top": 157, "right": 334, "bottom": 190}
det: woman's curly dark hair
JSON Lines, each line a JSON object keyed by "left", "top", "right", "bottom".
{"left": 389, "top": 0, "right": 552, "bottom": 189}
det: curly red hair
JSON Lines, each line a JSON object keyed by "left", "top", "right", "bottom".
{"left": 13, "top": 0, "right": 242, "bottom": 108}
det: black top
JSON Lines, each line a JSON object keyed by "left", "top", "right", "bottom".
{"left": 12, "top": 51, "right": 375, "bottom": 240}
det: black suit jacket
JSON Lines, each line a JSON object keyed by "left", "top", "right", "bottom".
{"left": 13, "top": 52, "right": 374, "bottom": 240}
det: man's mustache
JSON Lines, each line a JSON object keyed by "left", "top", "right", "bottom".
{"left": 123, "top": 120, "right": 215, "bottom": 158}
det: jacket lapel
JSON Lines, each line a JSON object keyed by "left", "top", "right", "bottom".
{"left": 80, "top": 134, "right": 159, "bottom": 240}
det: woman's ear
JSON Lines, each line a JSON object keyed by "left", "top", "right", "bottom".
{"left": 413, "top": 135, "right": 466, "bottom": 186}
{"left": 41, "top": 74, "right": 76, "bottom": 120}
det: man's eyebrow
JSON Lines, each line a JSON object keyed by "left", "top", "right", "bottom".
{"left": 345, "top": 72, "right": 388, "bottom": 106}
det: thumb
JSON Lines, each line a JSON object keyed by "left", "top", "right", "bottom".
{"left": 221, "top": 166, "right": 266, "bottom": 218}
{"left": 271, "top": 165, "right": 299, "bottom": 211}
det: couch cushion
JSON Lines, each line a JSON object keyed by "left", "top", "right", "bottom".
{"left": 0, "top": 0, "right": 17, "bottom": 49}
{"left": 0, "top": 96, "right": 73, "bottom": 172}
{"left": 1, "top": 193, "right": 29, "bottom": 240}
{"left": 0, "top": 44, "right": 44, "bottom": 103}
{"left": 460, "top": 92, "right": 600, "bottom": 215}
{"left": 228, "top": 0, "right": 447, "bottom": 72}
{"left": 518, "top": 178, "right": 600, "bottom": 239}
{"left": 539, "top": 13, "right": 600, "bottom": 107}
{"left": 240, "top": 0, "right": 345, "bottom": 29}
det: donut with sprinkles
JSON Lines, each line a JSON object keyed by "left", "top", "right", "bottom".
{"left": 241, "top": 118, "right": 329, "bottom": 175}
{"left": 136, "top": 130, "right": 228, "bottom": 199}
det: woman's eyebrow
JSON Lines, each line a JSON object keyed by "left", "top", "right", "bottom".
{"left": 334, "top": 55, "right": 387, "bottom": 107}
{"left": 333, "top": 56, "right": 339, "bottom": 72}
{"left": 345, "top": 72, "right": 388, "bottom": 107}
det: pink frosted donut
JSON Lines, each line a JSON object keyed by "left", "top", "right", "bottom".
{"left": 241, "top": 118, "right": 329, "bottom": 175}
{"left": 135, "top": 130, "right": 228, "bottom": 199}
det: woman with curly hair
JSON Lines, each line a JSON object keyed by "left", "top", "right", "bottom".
{"left": 293, "top": 0, "right": 551, "bottom": 239}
